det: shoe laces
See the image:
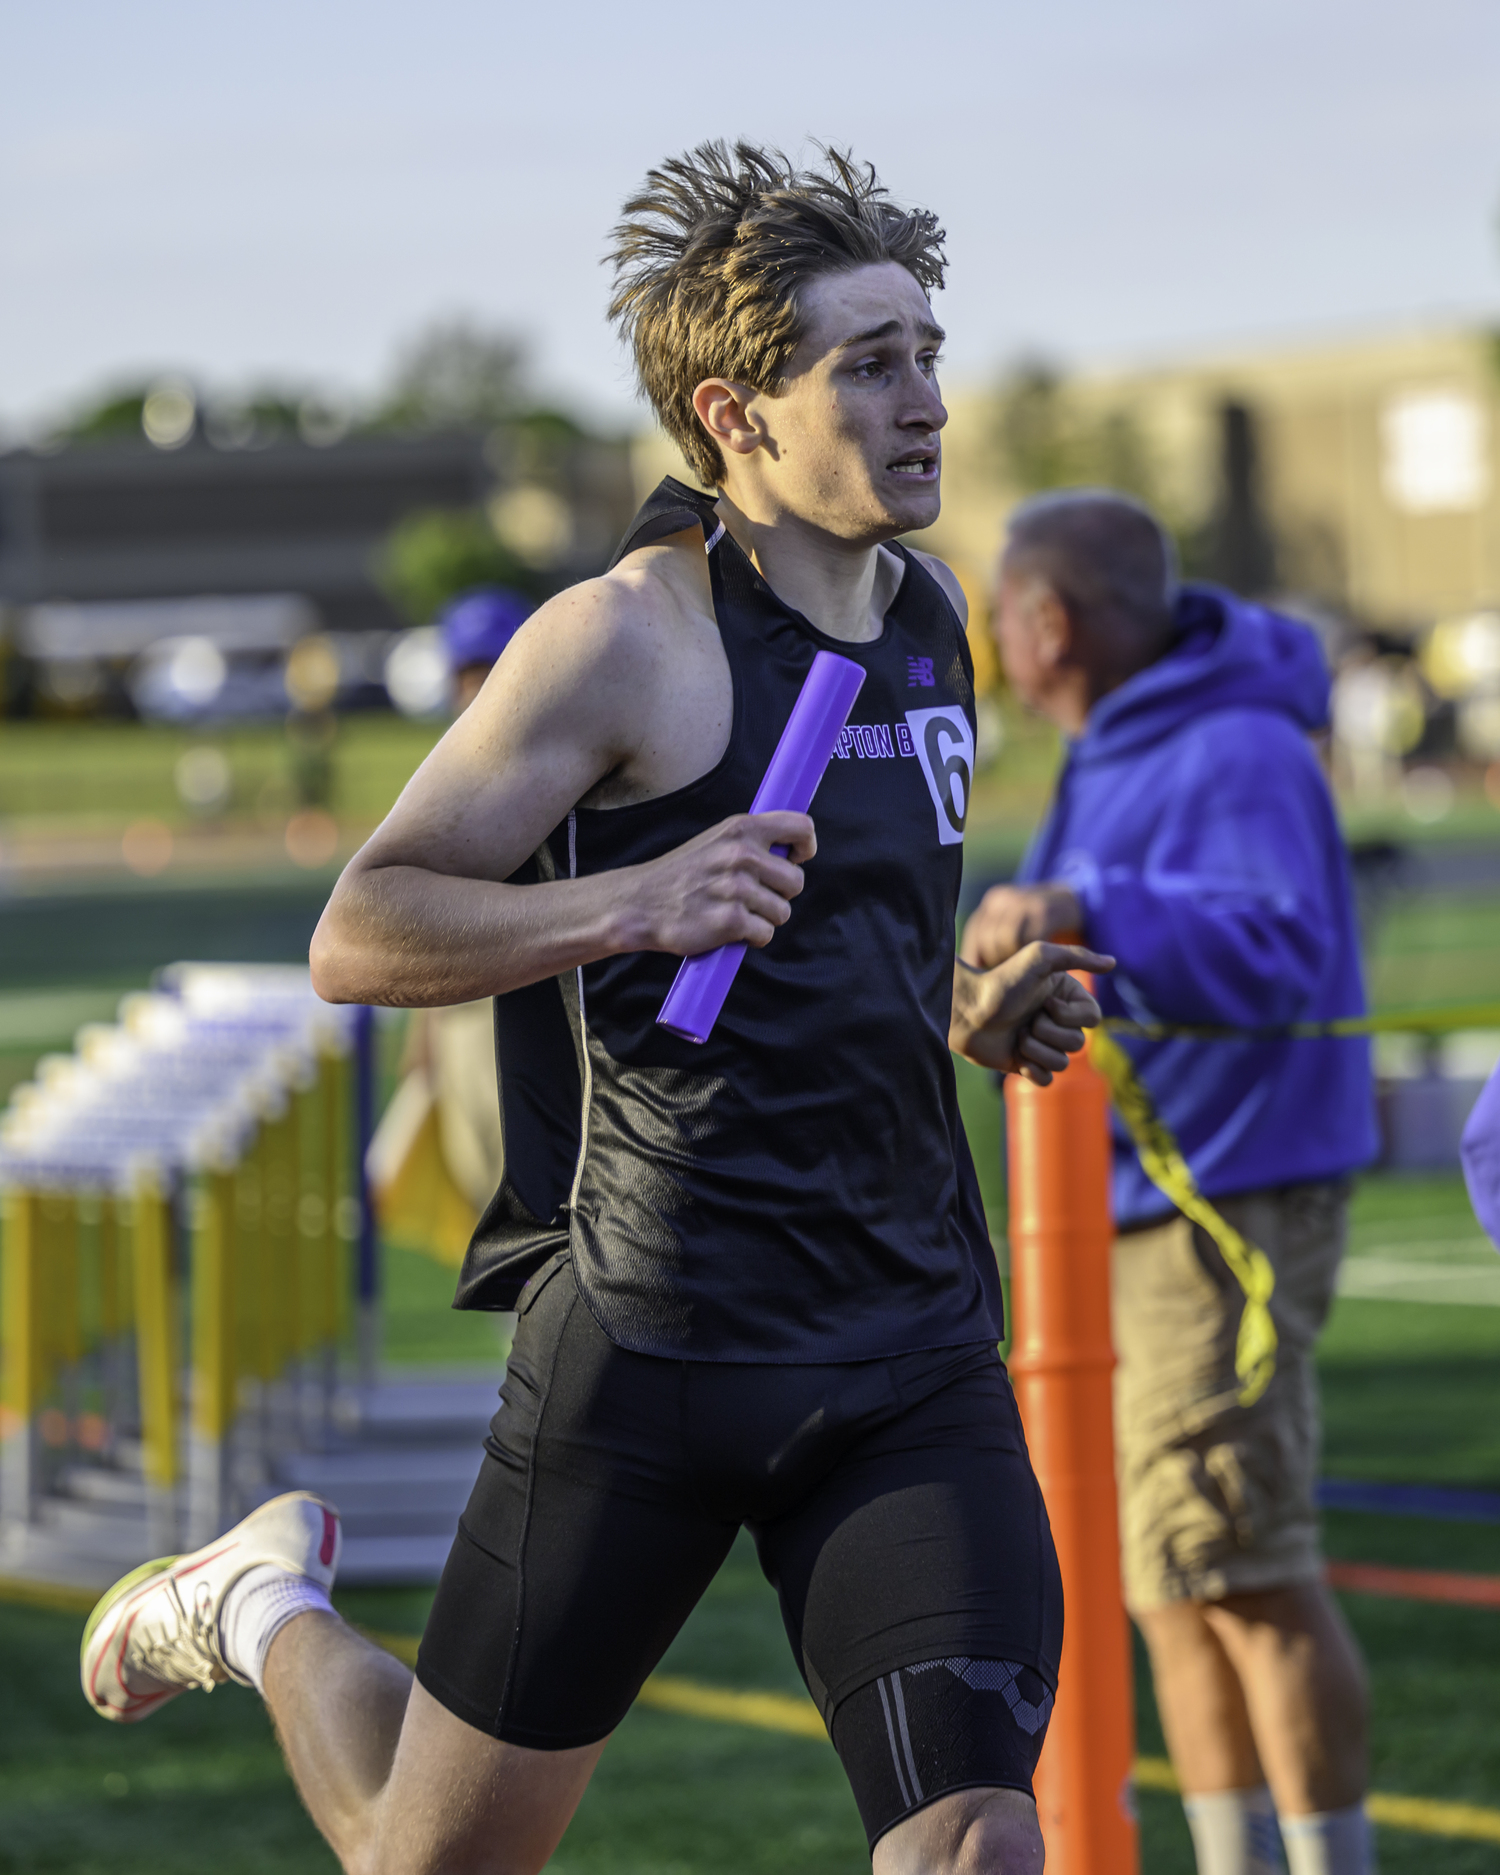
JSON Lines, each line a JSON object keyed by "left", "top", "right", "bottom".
{"left": 129, "top": 1575, "right": 229, "bottom": 1694}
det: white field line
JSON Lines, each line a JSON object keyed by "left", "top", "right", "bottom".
{"left": 1337, "top": 1256, "right": 1500, "bottom": 1306}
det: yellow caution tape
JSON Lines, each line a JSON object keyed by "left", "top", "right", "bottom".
{"left": 0, "top": 1574, "right": 99, "bottom": 1616}
{"left": 1103, "top": 1000, "right": 1500, "bottom": 1043}
{"left": 366, "top": 1629, "right": 827, "bottom": 1735}
{"left": 637, "top": 1673, "right": 828, "bottom": 1738}
{"left": 1133, "top": 1756, "right": 1500, "bottom": 1845}
{"left": 1, "top": 1598, "right": 1493, "bottom": 1845}
{"left": 352, "top": 1635, "right": 1500, "bottom": 1849}
{"left": 1086, "top": 996, "right": 1500, "bottom": 1403}
{"left": 1088, "top": 1028, "right": 1278, "bottom": 1407}
{"left": 1365, "top": 1791, "right": 1500, "bottom": 1845}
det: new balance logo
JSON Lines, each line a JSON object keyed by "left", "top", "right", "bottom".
{"left": 906, "top": 656, "right": 936, "bottom": 688}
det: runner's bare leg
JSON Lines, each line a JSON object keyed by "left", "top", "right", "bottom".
{"left": 875, "top": 1785, "right": 1045, "bottom": 1873}
{"left": 261, "top": 1612, "right": 605, "bottom": 1875}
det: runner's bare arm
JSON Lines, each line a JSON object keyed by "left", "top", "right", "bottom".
{"left": 311, "top": 562, "right": 814, "bottom": 1008}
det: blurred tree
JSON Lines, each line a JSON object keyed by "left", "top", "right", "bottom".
{"left": 62, "top": 388, "right": 150, "bottom": 446}
{"left": 203, "top": 391, "right": 302, "bottom": 449}
{"left": 48, "top": 317, "right": 564, "bottom": 455}
{"left": 511, "top": 407, "right": 587, "bottom": 447}
{"left": 374, "top": 319, "right": 529, "bottom": 433}
{"left": 57, "top": 383, "right": 316, "bottom": 451}
{"left": 993, "top": 365, "right": 1077, "bottom": 492}
{"left": 378, "top": 508, "right": 539, "bottom": 626}
{"left": 991, "top": 362, "right": 1158, "bottom": 506}
{"left": 1193, "top": 400, "right": 1277, "bottom": 596}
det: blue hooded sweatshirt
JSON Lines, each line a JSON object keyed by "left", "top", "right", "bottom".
{"left": 1015, "top": 584, "right": 1378, "bottom": 1226}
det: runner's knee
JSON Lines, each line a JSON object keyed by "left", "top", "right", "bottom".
{"left": 949, "top": 1791, "right": 1045, "bottom": 1874}
{"left": 875, "top": 1785, "right": 1044, "bottom": 1874}
{"left": 359, "top": 1824, "right": 555, "bottom": 1875}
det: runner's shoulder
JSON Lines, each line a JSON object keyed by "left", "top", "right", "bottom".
{"left": 519, "top": 525, "right": 710, "bottom": 684}
{"left": 906, "top": 548, "right": 968, "bottom": 626}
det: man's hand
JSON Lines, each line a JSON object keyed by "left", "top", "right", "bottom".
{"left": 960, "top": 882, "right": 1082, "bottom": 969}
{"left": 950, "top": 941, "right": 1115, "bottom": 1082}
{"left": 631, "top": 811, "right": 816, "bottom": 956}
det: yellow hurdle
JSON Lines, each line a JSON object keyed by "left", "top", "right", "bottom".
{"left": 234, "top": 1122, "right": 267, "bottom": 1392}
{"left": 128, "top": 1162, "right": 179, "bottom": 1550}
{"left": 262, "top": 1099, "right": 298, "bottom": 1394}
{"left": 290, "top": 1065, "right": 322, "bottom": 1365}
{"left": 0, "top": 975, "right": 365, "bottom": 1556}
{"left": 296, "top": 1054, "right": 337, "bottom": 1429}
{"left": 1, "top": 1187, "right": 44, "bottom": 1523}
{"left": 325, "top": 1039, "right": 354, "bottom": 1349}
{"left": 189, "top": 1160, "right": 238, "bottom": 1545}
{"left": 105, "top": 1191, "right": 131, "bottom": 1338}
{"left": 40, "top": 1194, "right": 80, "bottom": 1427}
{"left": 91, "top": 1192, "right": 127, "bottom": 1457}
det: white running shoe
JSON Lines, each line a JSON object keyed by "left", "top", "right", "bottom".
{"left": 80, "top": 1491, "right": 341, "bottom": 1723}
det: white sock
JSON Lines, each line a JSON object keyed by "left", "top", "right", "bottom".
{"left": 218, "top": 1563, "right": 334, "bottom": 1694}
{"left": 1279, "top": 1804, "right": 1374, "bottom": 1875}
{"left": 1183, "top": 1787, "right": 1286, "bottom": 1875}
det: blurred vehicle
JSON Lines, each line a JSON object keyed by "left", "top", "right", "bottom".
{"left": 11, "top": 594, "right": 392, "bottom": 722}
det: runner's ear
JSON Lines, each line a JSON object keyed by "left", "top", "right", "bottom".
{"left": 691, "top": 379, "right": 763, "bottom": 462}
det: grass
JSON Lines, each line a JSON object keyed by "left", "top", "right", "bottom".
{"left": 4, "top": 1493, "right": 1496, "bottom": 1872}
{"left": 6, "top": 700, "right": 1496, "bottom": 884}
{"left": 2, "top": 714, "right": 1499, "bottom": 1867}
{"left": 380, "top": 1241, "right": 510, "bottom": 1369}
{"left": 1346, "top": 1173, "right": 1495, "bottom": 1259}
{"left": 2, "top": 1173, "right": 1497, "bottom": 1872}
{"left": 0, "top": 716, "right": 443, "bottom": 832}
{"left": 0, "top": 1603, "right": 340, "bottom": 1874}
{"left": 1319, "top": 1293, "right": 1500, "bottom": 1490}
{"left": 1365, "top": 893, "right": 1500, "bottom": 1013}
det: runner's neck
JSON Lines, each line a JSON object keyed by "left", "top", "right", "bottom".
{"left": 712, "top": 489, "right": 902, "bottom": 645}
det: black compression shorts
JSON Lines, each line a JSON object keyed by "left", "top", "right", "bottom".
{"left": 416, "top": 1254, "right": 1063, "bottom": 1850}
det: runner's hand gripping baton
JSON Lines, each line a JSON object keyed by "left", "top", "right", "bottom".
{"left": 656, "top": 649, "right": 866, "bottom": 1045}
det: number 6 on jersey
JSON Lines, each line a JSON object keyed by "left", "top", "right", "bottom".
{"left": 907, "top": 705, "right": 974, "bottom": 844}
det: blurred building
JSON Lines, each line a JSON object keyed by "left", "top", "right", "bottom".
{"left": 0, "top": 425, "right": 635, "bottom": 717}
{"left": 922, "top": 322, "right": 1500, "bottom": 637}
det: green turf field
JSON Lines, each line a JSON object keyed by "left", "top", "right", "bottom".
{"left": 8, "top": 700, "right": 1497, "bottom": 885}
{"left": 0, "top": 716, "right": 445, "bottom": 832}
{"left": 2, "top": 1173, "right": 1496, "bottom": 1873}
{"left": 1366, "top": 894, "right": 1500, "bottom": 1013}
{"left": 2, "top": 712, "right": 1499, "bottom": 1868}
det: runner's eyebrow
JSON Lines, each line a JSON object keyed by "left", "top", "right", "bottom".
{"left": 840, "top": 319, "right": 946, "bottom": 349}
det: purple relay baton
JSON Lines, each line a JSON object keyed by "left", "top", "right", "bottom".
{"left": 656, "top": 648, "right": 866, "bottom": 1044}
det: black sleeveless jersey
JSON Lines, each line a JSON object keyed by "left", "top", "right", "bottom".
{"left": 455, "top": 478, "right": 1002, "bottom": 1362}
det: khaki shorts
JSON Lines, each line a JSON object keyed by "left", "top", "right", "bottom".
{"left": 1112, "top": 1180, "right": 1348, "bottom": 1611}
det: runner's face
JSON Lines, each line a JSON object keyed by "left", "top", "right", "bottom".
{"left": 743, "top": 262, "right": 946, "bottom": 541}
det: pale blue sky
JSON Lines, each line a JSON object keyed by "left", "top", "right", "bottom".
{"left": 4, "top": 0, "right": 1499, "bottom": 435}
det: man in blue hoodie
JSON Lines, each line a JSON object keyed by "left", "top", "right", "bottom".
{"left": 963, "top": 492, "right": 1379, "bottom": 1875}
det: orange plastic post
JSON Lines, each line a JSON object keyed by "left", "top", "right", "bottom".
{"left": 1005, "top": 1005, "right": 1138, "bottom": 1875}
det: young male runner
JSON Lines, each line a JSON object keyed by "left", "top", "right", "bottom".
{"left": 81, "top": 143, "right": 1111, "bottom": 1874}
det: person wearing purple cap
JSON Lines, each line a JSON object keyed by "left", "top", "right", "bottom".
{"left": 83, "top": 143, "right": 1113, "bottom": 1874}
{"left": 390, "top": 587, "right": 538, "bottom": 1244}
{"left": 1461, "top": 1061, "right": 1500, "bottom": 1249}
{"left": 440, "top": 586, "right": 534, "bottom": 714}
